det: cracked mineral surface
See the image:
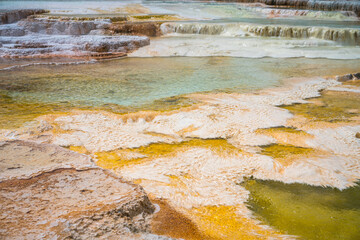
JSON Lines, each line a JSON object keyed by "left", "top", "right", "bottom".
{"left": 0, "top": 140, "right": 158, "bottom": 240}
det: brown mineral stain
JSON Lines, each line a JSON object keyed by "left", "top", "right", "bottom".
{"left": 150, "top": 199, "right": 211, "bottom": 240}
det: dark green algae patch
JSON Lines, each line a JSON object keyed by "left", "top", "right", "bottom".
{"left": 242, "top": 179, "right": 360, "bottom": 240}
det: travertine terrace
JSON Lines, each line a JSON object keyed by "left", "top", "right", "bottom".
{"left": 1, "top": 1, "right": 360, "bottom": 239}
{"left": 0, "top": 140, "right": 159, "bottom": 239}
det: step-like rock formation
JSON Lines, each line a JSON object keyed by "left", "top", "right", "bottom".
{"left": 18, "top": 17, "right": 107, "bottom": 35}
{"left": 0, "top": 24, "right": 25, "bottom": 36}
{"left": 161, "top": 22, "right": 360, "bottom": 46}
{"left": 15, "top": 17, "right": 162, "bottom": 37}
{"left": 0, "top": 35, "right": 150, "bottom": 58}
{"left": 0, "top": 140, "right": 157, "bottom": 240}
{"left": 0, "top": 9, "right": 47, "bottom": 24}
{"left": 0, "top": 15, "right": 152, "bottom": 58}
{"left": 218, "top": 0, "right": 360, "bottom": 16}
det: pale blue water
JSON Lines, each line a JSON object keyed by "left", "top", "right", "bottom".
{"left": 1, "top": 57, "right": 360, "bottom": 109}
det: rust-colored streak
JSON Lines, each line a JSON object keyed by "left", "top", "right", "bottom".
{"left": 150, "top": 199, "right": 213, "bottom": 240}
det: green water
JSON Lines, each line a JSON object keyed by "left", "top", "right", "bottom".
{"left": 1, "top": 57, "right": 360, "bottom": 128}
{"left": 0, "top": 57, "right": 283, "bottom": 108}
{"left": 243, "top": 179, "right": 360, "bottom": 240}
{"left": 2, "top": 57, "right": 360, "bottom": 107}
